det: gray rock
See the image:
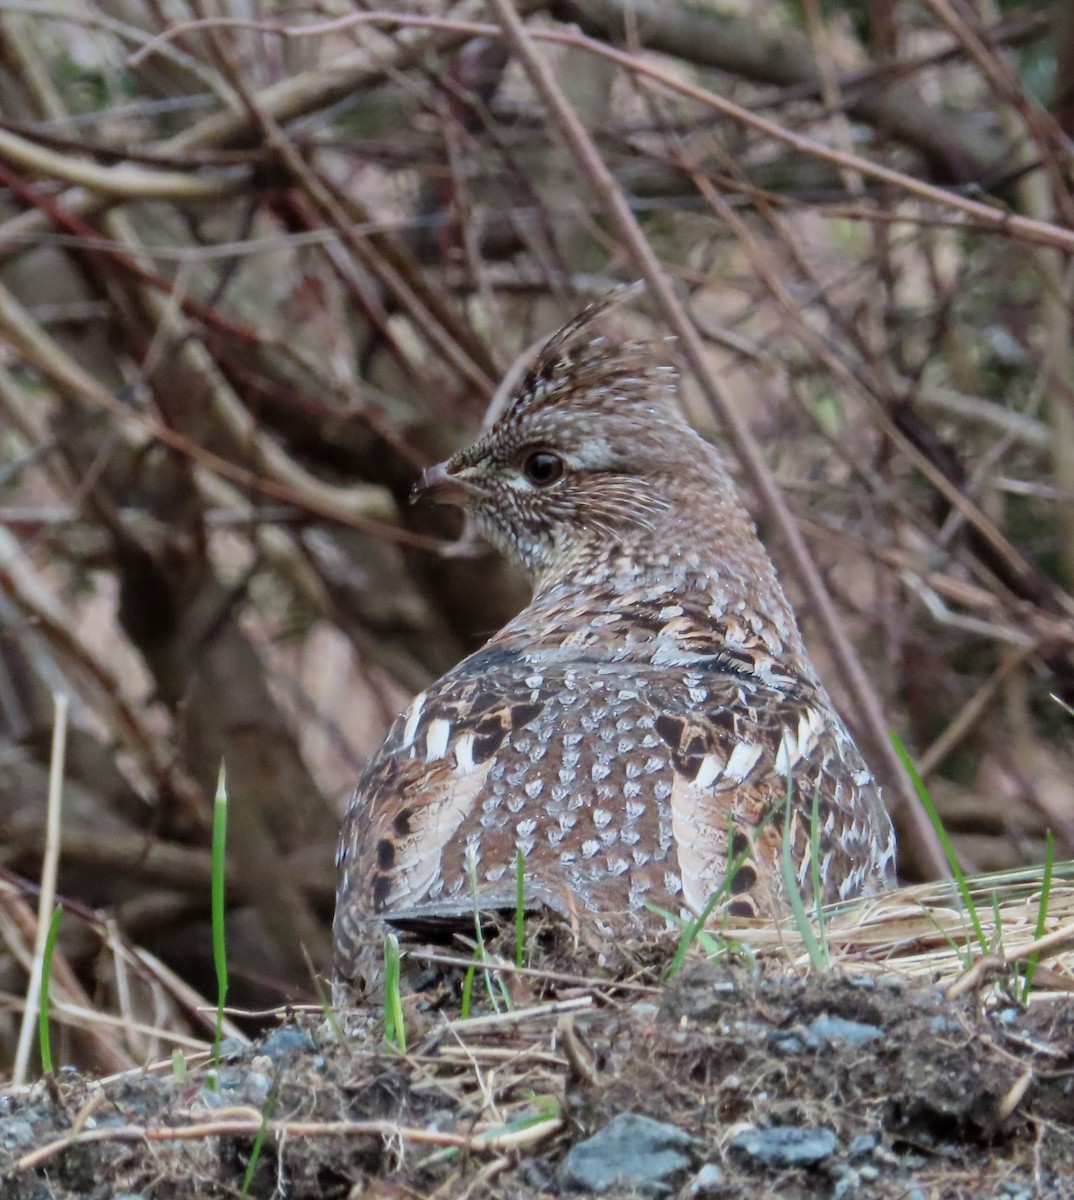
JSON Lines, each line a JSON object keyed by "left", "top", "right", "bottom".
{"left": 0, "top": 1118, "right": 35, "bottom": 1148}
{"left": 559, "top": 1113, "right": 696, "bottom": 1197}
{"left": 771, "top": 1034, "right": 805, "bottom": 1055}
{"left": 261, "top": 1026, "right": 316, "bottom": 1062}
{"left": 729, "top": 1125, "right": 838, "bottom": 1168}
{"left": 216, "top": 1036, "right": 246, "bottom": 1062}
{"left": 832, "top": 1167, "right": 860, "bottom": 1198}
{"left": 198, "top": 1068, "right": 257, "bottom": 1107}
{"left": 805, "top": 1015, "right": 883, "bottom": 1048}
{"left": 847, "top": 1133, "right": 878, "bottom": 1157}
{"left": 687, "top": 1163, "right": 724, "bottom": 1195}
{"left": 197, "top": 1085, "right": 231, "bottom": 1109}
{"left": 243, "top": 1070, "right": 272, "bottom": 1105}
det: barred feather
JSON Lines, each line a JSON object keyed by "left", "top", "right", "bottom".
{"left": 333, "top": 293, "right": 896, "bottom": 991}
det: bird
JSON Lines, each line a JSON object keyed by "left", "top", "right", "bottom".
{"left": 333, "top": 289, "right": 896, "bottom": 991}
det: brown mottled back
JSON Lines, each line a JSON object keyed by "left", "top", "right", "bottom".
{"left": 333, "top": 290, "right": 896, "bottom": 990}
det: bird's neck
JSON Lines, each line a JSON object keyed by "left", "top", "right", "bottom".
{"left": 507, "top": 484, "right": 812, "bottom": 671}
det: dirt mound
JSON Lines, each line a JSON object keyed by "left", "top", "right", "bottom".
{"left": 2, "top": 957, "right": 1071, "bottom": 1200}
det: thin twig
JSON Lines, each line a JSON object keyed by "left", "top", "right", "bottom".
{"left": 0, "top": 127, "right": 245, "bottom": 200}
{"left": 121, "top": 10, "right": 1074, "bottom": 255}
{"left": 444, "top": 995, "right": 592, "bottom": 1032}
{"left": 0, "top": 279, "right": 445, "bottom": 547}
{"left": 918, "top": 645, "right": 1037, "bottom": 778}
{"left": 8, "top": 1110, "right": 565, "bottom": 1176}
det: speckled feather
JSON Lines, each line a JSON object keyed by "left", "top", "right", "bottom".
{"left": 333, "top": 292, "right": 896, "bottom": 987}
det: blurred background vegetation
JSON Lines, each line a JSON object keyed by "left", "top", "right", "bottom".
{"left": 0, "top": 0, "right": 1072, "bottom": 1073}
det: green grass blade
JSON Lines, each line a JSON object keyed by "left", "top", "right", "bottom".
{"left": 383, "top": 934, "right": 406, "bottom": 1052}
{"left": 1021, "top": 830, "right": 1054, "bottom": 1000}
{"left": 664, "top": 806, "right": 779, "bottom": 979}
{"left": 515, "top": 849, "right": 526, "bottom": 969}
{"left": 38, "top": 904, "right": 64, "bottom": 1075}
{"left": 891, "top": 732, "right": 987, "bottom": 953}
{"left": 307, "top": 964, "right": 345, "bottom": 1046}
{"left": 989, "top": 891, "right": 1004, "bottom": 959}
{"left": 466, "top": 849, "right": 502, "bottom": 1013}
{"left": 171, "top": 1049, "right": 189, "bottom": 1084}
{"left": 641, "top": 898, "right": 731, "bottom": 961}
{"left": 240, "top": 1064, "right": 282, "bottom": 1198}
{"left": 921, "top": 905, "right": 973, "bottom": 967}
{"left": 210, "top": 762, "right": 229, "bottom": 1085}
{"left": 781, "top": 784, "right": 826, "bottom": 970}
{"left": 809, "top": 783, "right": 829, "bottom": 964}
{"left": 460, "top": 946, "right": 478, "bottom": 1020}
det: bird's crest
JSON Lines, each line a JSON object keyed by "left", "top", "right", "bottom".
{"left": 497, "top": 282, "right": 676, "bottom": 427}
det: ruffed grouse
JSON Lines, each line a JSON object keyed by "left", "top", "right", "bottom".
{"left": 334, "top": 292, "right": 896, "bottom": 988}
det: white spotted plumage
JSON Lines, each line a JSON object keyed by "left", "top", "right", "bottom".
{"left": 333, "top": 291, "right": 897, "bottom": 991}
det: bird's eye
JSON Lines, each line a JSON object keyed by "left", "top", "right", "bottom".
{"left": 522, "top": 451, "right": 564, "bottom": 487}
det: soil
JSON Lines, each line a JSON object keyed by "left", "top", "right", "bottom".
{"left": 1, "top": 943, "right": 1073, "bottom": 1200}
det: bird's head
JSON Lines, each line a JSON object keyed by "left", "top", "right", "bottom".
{"left": 414, "top": 291, "right": 704, "bottom": 577}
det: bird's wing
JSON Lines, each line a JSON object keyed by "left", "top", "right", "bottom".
{"left": 333, "top": 651, "right": 552, "bottom": 961}
{"left": 639, "top": 669, "right": 894, "bottom": 920}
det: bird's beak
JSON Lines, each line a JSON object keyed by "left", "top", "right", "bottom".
{"left": 411, "top": 460, "right": 474, "bottom": 507}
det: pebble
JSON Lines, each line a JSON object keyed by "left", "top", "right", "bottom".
{"left": 0, "top": 1119, "right": 35, "bottom": 1148}
{"left": 687, "top": 1163, "right": 724, "bottom": 1195}
{"left": 999, "top": 1183, "right": 1031, "bottom": 1199}
{"left": 197, "top": 1066, "right": 263, "bottom": 1108}
{"left": 558, "top": 1112, "right": 696, "bottom": 1197}
{"left": 847, "top": 1133, "right": 878, "bottom": 1157}
{"left": 805, "top": 1016, "right": 884, "bottom": 1048}
{"left": 260, "top": 1026, "right": 316, "bottom": 1062}
{"left": 772, "top": 1016, "right": 883, "bottom": 1055}
{"left": 197, "top": 1085, "right": 231, "bottom": 1109}
{"left": 216, "top": 1037, "right": 246, "bottom": 1063}
{"left": 729, "top": 1125, "right": 838, "bottom": 1168}
{"left": 771, "top": 1034, "right": 805, "bottom": 1055}
{"left": 243, "top": 1071, "right": 272, "bottom": 1105}
{"left": 832, "top": 1167, "right": 860, "bottom": 1198}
